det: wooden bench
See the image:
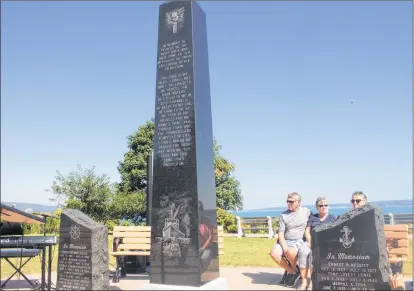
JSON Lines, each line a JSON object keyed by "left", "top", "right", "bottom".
{"left": 384, "top": 224, "right": 410, "bottom": 274}
{"left": 110, "top": 225, "right": 225, "bottom": 257}
{"left": 110, "top": 226, "right": 151, "bottom": 257}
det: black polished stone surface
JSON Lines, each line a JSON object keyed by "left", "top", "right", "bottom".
{"left": 311, "top": 204, "right": 392, "bottom": 291}
{"left": 56, "top": 209, "right": 109, "bottom": 290}
{"left": 150, "top": 1, "right": 218, "bottom": 287}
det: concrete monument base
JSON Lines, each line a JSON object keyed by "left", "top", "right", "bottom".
{"left": 141, "top": 278, "right": 228, "bottom": 290}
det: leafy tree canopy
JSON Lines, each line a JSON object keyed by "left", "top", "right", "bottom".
{"left": 118, "top": 120, "right": 243, "bottom": 210}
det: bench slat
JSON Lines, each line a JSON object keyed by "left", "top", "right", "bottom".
{"left": 118, "top": 243, "right": 151, "bottom": 250}
{"left": 122, "top": 237, "right": 151, "bottom": 244}
{"left": 396, "top": 239, "right": 408, "bottom": 247}
{"left": 384, "top": 225, "right": 408, "bottom": 232}
{"left": 385, "top": 231, "right": 408, "bottom": 239}
{"left": 389, "top": 255, "right": 408, "bottom": 262}
{"left": 110, "top": 251, "right": 150, "bottom": 256}
{"left": 388, "top": 247, "right": 409, "bottom": 255}
{"left": 387, "top": 239, "right": 409, "bottom": 248}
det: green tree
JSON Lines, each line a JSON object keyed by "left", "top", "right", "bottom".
{"left": 50, "top": 165, "right": 115, "bottom": 224}
{"left": 118, "top": 120, "right": 243, "bottom": 211}
{"left": 110, "top": 190, "right": 147, "bottom": 221}
{"left": 117, "top": 120, "right": 154, "bottom": 193}
{"left": 214, "top": 141, "right": 243, "bottom": 210}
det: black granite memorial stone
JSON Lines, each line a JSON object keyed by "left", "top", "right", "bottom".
{"left": 311, "top": 204, "right": 392, "bottom": 291}
{"left": 150, "top": 0, "right": 219, "bottom": 287}
{"left": 56, "top": 209, "right": 109, "bottom": 290}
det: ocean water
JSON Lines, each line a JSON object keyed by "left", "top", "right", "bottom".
{"left": 230, "top": 200, "right": 413, "bottom": 218}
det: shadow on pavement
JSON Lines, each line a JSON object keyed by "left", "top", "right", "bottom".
{"left": 111, "top": 273, "right": 149, "bottom": 282}
{"left": 242, "top": 272, "right": 284, "bottom": 285}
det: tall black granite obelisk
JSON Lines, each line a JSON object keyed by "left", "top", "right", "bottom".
{"left": 149, "top": 1, "right": 219, "bottom": 287}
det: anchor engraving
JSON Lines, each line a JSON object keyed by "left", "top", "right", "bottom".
{"left": 339, "top": 226, "right": 355, "bottom": 248}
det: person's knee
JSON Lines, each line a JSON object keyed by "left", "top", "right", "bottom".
{"left": 201, "top": 249, "right": 212, "bottom": 261}
{"left": 285, "top": 248, "right": 298, "bottom": 261}
{"left": 201, "top": 249, "right": 213, "bottom": 268}
{"left": 270, "top": 248, "right": 282, "bottom": 263}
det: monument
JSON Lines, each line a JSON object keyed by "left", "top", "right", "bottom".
{"left": 56, "top": 209, "right": 109, "bottom": 290}
{"left": 311, "top": 204, "right": 392, "bottom": 291}
{"left": 144, "top": 1, "right": 225, "bottom": 289}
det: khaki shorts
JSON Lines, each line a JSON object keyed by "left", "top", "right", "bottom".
{"left": 272, "top": 239, "right": 304, "bottom": 255}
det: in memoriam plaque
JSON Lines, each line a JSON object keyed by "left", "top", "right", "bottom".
{"left": 149, "top": 1, "right": 219, "bottom": 287}
{"left": 56, "top": 209, "right": 109, "bottom": 290}
{"left": 311, "top": 204, "right": 392, "bottom": 291}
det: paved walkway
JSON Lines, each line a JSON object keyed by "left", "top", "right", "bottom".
{"left": 2, "top": 267, "right": 413, "bottom": 290}
{"left": 1, "top": 267, "right": 295, "bottom": 290}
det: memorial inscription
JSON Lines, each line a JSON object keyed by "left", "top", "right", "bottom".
{"left": 57, "top": 233, "right": 92, "bottom": 290}
{"left": 56, "top": 209, "right": 109, "bottom": 290}
{"left": 156, "top": 39, "right": 194, "bottom": 167}
{"left": 311, "top": 204, "right": 392, "bottom": 291}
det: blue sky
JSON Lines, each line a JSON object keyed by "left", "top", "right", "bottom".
{"left": 1, "top": 1, "right": 412, "bottom": 209}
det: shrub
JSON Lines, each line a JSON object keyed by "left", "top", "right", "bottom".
{"left": 22, "top": 209, "right": 62, "bottom": 235}
{"left": 105, "top": 220, "right": 118, "bottom": 231}
{"left": 272, "top": 217, "right": 279, "bottom": 233}
{"left": 217, "top": 207, "right": 237, "bottom": 233}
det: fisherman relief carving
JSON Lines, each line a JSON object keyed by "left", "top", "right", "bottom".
{"left": 154, "top": 201, "right": 191, "bottom": 262}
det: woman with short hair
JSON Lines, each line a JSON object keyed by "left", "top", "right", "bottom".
{"left": 297, "top": 197, "right": 336, "bottom": 290}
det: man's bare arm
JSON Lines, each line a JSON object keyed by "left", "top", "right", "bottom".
{"left": 278, "top": 231, "right": 288, "bottom": 251}
{"left": 201, "top": 228, "right": 213, "bottom": 250}
{"left": 304, "top": 226, "right": 311, "bottom": 246}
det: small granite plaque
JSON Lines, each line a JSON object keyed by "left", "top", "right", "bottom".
{"left": 56, "top": 209, "right": 109, "bottom": 290}
{"left": 311, "top": 204, "right": 392, "bottom": 291}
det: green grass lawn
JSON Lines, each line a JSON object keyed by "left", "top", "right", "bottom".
{"left": 1, "top": 236, "right": 412, "bottom": 279}
{"left": 220, "top": 237, "right": 413, "bottom": 276}
{"left": 220, "top": 237, "right": 276, "bottom": 267}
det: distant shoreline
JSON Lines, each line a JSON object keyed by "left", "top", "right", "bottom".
{"left": 249, "top": 199, "right": 413, "bottom": 212}
{"left": 3, "top": 199, "right": 413, "bottom": 218}
{"left": 230, "top": 199, "right": 413, "bottom": 218}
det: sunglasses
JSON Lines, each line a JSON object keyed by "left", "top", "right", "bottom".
{"left": 351, "top": 199, "right": 363, "bottom": 204}
{"left": 287, "top": 200, "right": 296, "bottom": 204}
{"left": 318, "top": 204, "right": 329, "bottom": 208}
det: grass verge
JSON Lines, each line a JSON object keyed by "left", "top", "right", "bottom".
{"left": 220, "top": 237, "right": 413, "bottom": 276}
{"left": 1, "top": 235, "right": 412, "bottom": 279}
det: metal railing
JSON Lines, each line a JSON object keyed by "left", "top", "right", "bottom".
{"left": 234, "top": 213, "right": 413, "bottom": 238}
{"left": 385, "top": 213, "right": 413, "bottom": 225}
